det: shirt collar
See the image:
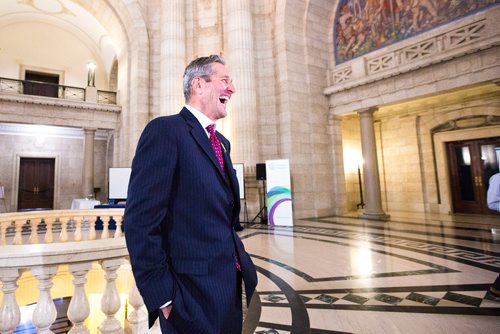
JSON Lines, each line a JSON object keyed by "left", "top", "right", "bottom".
{"left": 185, "top": 105, "right": 215, "bottom": 137}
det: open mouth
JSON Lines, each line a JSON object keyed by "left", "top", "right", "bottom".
{"left": 219, "top": 96, "right": 229, "bottom": 105}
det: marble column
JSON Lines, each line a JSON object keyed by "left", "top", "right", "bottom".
{"left": 159, "top": 0, "right": 185, "bottom": 117}
{"left": 223, "top": 0, "right": 258, "bottom": 167}
{"left": 82, "top": 128, "right": 96, "bottom": 198}
{"left": 357, "top": 108, "right": 390, "bottom": 221}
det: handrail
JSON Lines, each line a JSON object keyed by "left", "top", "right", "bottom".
{"left": 0, "top": 77, "right": 117, "bottom": 105}
{"left": 0, "top": 208, "right": 152, "bottom": 333}
{"left": 0, "top": 208, "right": 124, "bottom": 245}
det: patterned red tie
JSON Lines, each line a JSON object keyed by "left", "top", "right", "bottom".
{"left": 206, "top": 124, "right": 225, "bottom": 173}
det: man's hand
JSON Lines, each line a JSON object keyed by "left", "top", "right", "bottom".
{"left": 161, "top": 304, "right": 173, "bottom": 319}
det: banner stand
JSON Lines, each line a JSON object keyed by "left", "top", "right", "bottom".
{"left": 265, "top": 159, "right": 293, "bottom": 226}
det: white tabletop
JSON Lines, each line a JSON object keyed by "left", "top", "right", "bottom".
{"left": 71, "top": 198, "right": 101, "bottom": 210}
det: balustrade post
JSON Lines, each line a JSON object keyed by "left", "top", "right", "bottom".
{"left": 45, "top": 218, "right": 55, "bottom": 243}
{"left": 59, "top": 218, "right": 69, "bottom": 242}
{"left": 88, "top": 216, "right": 97, "bottom": 240}
{"left": 29, "top": 219, "right": 40, "bottom": 244}
{"left": 74, "top": 217, "right": 83, "bottom": 242}
{"left": 31, "top": 265, "right": 58, "bottom": 334}
{"left": 101, "top": 216, "right": 110, "bottom": 239}
{"left": 113, "top": 217, "right": 123, "bottom": 238}
{"left": 12, "top": 220, "right": 23, "bottom": 245}
{"left": 98, "top": 259, "right": 123, "bottom": 333}
{"left": 125, "top": 278, "right": 147, "bottom": 333}
{"left": 0, "top": 222, "right": 9, "bottom": 245}
{"left": 68, "top": 262, "right": 92, "bottom": 334}
{"left": 0, "top": 268, "right": 22, "bottom": 334}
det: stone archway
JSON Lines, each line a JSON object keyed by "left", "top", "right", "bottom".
{"left": 72, "top": 0, "right": 151, "bottom": 165}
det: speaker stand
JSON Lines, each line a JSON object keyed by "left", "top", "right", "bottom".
{"left": 251, "top": 180, "right": 267, "bottom": 224}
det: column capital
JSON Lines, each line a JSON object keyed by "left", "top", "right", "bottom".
{"left": 357, "top": 106, "right": 378, "bottom": 116}
{"left": 83, "top": 128, "right": 97, "bottom": 134}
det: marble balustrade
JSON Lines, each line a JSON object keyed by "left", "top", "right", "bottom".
{"left": 0, "top": 209, "right": 149, "bottom": 333}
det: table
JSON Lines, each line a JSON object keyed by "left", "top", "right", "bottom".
{"left": 71, "top": 198, "right": 101, "bottom": 209}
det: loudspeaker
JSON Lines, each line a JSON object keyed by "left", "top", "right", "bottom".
{"left": 256, "top": 163, "right": 266, "bottom": 180}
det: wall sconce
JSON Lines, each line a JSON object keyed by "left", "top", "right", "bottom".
{"left": 86, "top": 62, "right": 96, "bottom": 87}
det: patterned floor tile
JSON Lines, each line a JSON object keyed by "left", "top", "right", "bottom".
{"left": 341, "top": 293, "right": 370, "bottom": 305}
{"left": 373, "top": 293, "right": 404, "bottom": 305}
{"left": 405, "top": 292, "right": 441, "bottom": 306}
{"left": 263, "top": 294, "right": 287, "bottom": 303}
{"left": 315, "top": 293, "right": 339, "bottom": 304}
{"left": 442, "top": 292, "right": 482, "bottom": 307}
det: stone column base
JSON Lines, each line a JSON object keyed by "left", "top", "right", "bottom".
{"left": 358, "top": 212, "right": 391, "bottom": 221}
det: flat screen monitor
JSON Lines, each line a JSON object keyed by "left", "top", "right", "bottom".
{"left": 234, "top": 163, "right": 245, "bottom": 199}
{"left": 108, "top": 167, "right": 131, "bottom": 203}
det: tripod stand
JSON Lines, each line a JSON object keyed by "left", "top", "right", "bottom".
{"left": 356, "top": 165, "right": 365, "bottom": 209}
{"left": 251, "top": 179, "right": 267, "bottom": 223}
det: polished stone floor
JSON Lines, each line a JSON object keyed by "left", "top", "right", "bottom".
{"left": 11, "top": 212, "right": 500, "bottom": 333}
{"left": 240, "top": 212, "right": 500, "bottom": 334}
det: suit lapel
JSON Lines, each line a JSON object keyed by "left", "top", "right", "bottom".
{"left": 219, "top": 137, "right": 239, "bottom": 199}
{"left": 180, "top": 108, "right": 228, "bottom": 181}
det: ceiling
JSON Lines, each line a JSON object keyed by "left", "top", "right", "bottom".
{"left": 0, "top": 0, "right": 116, "bottom": 73}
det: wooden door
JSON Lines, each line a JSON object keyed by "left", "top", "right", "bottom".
{"left": 447, "top": 137, "right": 500, "bottom": 214}
{"left": 18, "top": 158, "right": 55, "bottom": 211}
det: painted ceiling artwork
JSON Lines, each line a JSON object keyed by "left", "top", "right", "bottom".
{"left": 334, "top": 0, "right": 500, "bottom": 63}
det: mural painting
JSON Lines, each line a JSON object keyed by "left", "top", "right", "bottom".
{"left": 335, "top": 0, "right": 500, "bottom": 63}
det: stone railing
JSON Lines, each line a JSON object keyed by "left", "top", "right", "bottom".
{"left": 0, "top": 77, "right": 117, "bottom": 105}
{"left": 0, "top": 209, "right": 153, "bottom": 333}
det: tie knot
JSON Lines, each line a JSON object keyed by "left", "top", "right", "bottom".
{"left": 206, "top": 124, "right": 216, "bottom": 136}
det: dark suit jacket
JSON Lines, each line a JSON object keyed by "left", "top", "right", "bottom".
{"left": 124, "top": 108, "right": 257, "bottom": 333}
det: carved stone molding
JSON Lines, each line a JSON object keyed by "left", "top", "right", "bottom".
{"left": 432, "top": 115, "right": 500, "bottom": 134}
{"left": 325, "top": 9, "right": 500, "bottom": 95}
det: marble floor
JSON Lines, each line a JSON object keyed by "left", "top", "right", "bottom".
{"left": 240, "top": 212, "right": 500, "bottom": 334}
{"left": 11, "top": 211, "right": 500, "bottom": 333}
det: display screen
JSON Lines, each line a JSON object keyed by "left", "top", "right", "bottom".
{"left": 108, "top": 167, "right": 131, "bottom": 201}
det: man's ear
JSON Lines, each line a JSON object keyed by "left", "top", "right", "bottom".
{"left": 192, "top": 77, "right": 203, "bottom": 95}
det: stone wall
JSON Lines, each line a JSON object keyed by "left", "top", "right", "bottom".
{"left": 0, "top": 129, "right": 107, "bottom": 211}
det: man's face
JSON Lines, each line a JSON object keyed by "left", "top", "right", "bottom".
{"left": 199, "top": 62, "right": 236, "bottom": 121}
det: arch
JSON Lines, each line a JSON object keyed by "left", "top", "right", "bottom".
{"left": 72, "top": 0, "right": 150, "bottom": 165}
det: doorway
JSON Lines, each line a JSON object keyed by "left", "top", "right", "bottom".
{"left": 23, "top": 71, "right": 60, "bottom": 98}
{"left": 447, "top": 137, "right": 500, "bottom": 214}
{"left": 17, "top": 158, "right": 55, "bottom": 211}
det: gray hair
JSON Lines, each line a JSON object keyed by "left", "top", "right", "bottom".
{"left": 183, "top": 55, "right": 226, "bottom": 102}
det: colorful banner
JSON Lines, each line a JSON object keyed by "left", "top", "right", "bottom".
{"left": 266, "top": 159, "right": 293, "bottom": 226}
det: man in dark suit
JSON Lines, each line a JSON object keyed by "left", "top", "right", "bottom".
{"left": 124, "top": 55, "right": 257, "bottom": 333}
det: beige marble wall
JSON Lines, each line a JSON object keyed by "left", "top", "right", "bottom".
{"left": 377, "top": 115, "right": 425, "bottom": 213}
{"left": 257, "top": 0, "right": 339, "bottom": 218}
{"left": 0, "top": 133, "right": 106, "bottom": 211}
{"left": 1, "top": 0, "right": 498, "bottom": 218}
{"left": 341, "top": 87, "right": 500, "bottom": 215}
{"left": 341, "top": 116, "right": 363, "bottom": 212}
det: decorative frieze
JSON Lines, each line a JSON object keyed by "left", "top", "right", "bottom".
{"left": 326, "top": 15, "right": 497, "bottom": 95}
{"left": 367, "top": 20, "right": 488, "bottom": 76}
{"left": 332, "top": 65, "right": 353, "bottom": 84}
